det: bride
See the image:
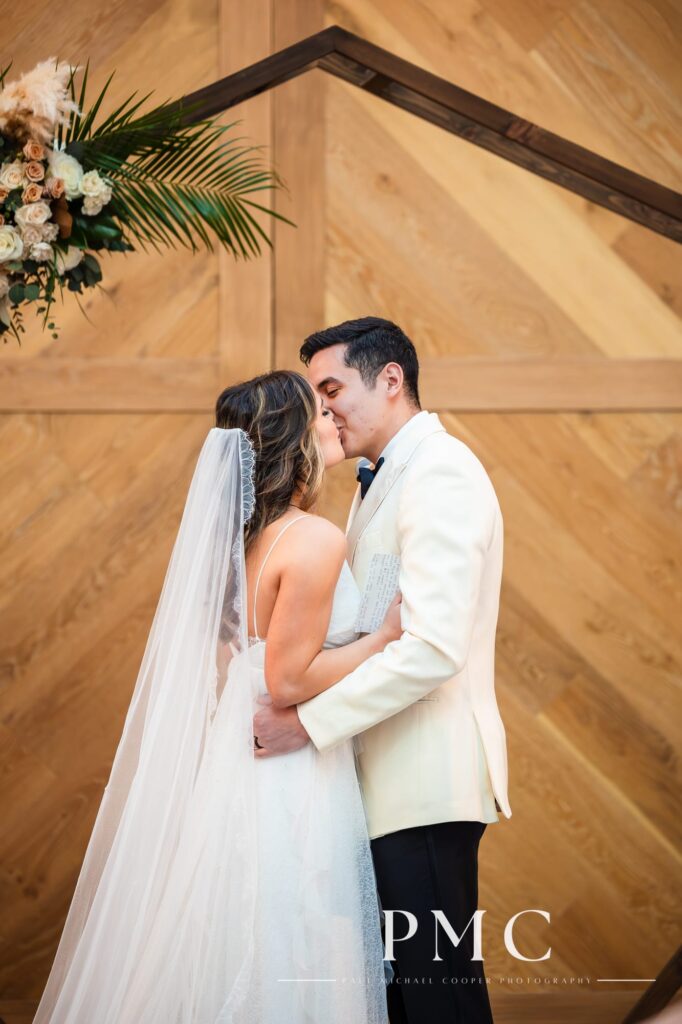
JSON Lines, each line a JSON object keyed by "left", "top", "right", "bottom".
{"left": 33, "top": 369, "right": 399, "bottom": 1024}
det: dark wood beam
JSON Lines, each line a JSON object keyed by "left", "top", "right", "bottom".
{"left": 172, "top": 25, "right": 682, "bottom": 243}
{"left": 621, "top": 945, "right": 682, "bottom": 1024}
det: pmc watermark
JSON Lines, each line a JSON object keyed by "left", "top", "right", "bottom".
{"left": 383, "top": 908, "right": 551, "bottom": 962}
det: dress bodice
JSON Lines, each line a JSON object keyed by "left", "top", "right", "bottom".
{"left": 321, "top": 559, "right": 363, "bottom": 648}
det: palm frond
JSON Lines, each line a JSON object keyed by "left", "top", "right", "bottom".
{"left": 107, "top": 164, "right": 295, "bottom": 258}
{"left": 0, "top": 60, "right": 13, "bottom": 89}
{"left": 53, "top": 64, "right": 296, "bottom": 257}
{"left": 75, "top": 109, "right": 294, "bottom": 256}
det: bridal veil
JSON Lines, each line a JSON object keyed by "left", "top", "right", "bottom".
{"left": 34, "top": 428, "right": 261, "bottom": 1022}
{"left": 33, "top": 426, "right": 388, "bottom": 1024}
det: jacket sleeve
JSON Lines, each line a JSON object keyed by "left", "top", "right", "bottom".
{"left": 297, "top": 443, "right": 497, "bottom": 752}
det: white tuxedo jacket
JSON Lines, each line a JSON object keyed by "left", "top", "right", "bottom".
{"left": 297, "top": 410, "right": 511, "bottom": 839}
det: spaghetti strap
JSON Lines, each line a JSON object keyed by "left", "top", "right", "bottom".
{"left": 252, "top": 514, "right": 308, "bottom": 641}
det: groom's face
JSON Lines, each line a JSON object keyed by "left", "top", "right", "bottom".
{"left": 306, "top": 343, "right": 385, "bottom": 460}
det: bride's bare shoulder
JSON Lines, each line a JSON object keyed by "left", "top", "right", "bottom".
{"left": 277, "top": 514, "right": 346, "bottom": 568}
{"left": 290, "top": 513, "right": 346, "bottom": 549}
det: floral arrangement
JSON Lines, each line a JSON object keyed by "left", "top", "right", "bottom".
{"left": 0, "top": 58, "right": 288, "bottom": 344}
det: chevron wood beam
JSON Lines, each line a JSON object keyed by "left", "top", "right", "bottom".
{"left": 171, "top": 25, "right": 682, "bottom": 243}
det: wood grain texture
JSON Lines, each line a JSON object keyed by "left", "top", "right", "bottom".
{"left": 272, "top": 1, "right": 327, "bottom": 368}
{"left": 218, "top": 0, "right": 274, "bottom": 383}
{"left": 1, "top": 0, "right": 680, "bottom": 1017}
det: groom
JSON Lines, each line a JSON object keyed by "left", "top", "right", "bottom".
{"left": 253, "top": 316, "right": 511, "bottom": 1024}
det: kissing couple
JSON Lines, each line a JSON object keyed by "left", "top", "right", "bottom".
{"left": 34, "top": 316, "right": 511, "bottom": 1024}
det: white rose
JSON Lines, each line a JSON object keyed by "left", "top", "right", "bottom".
{"left": 41, "top": 221, "right": 60, "bottom": 242}
{"left": 48, "top": 150, "right": 83, "bottom": 200}
{"left": 0, "top": 160, "right": 28, "bottom": 191}
{"left": 81, "top": 171, "right": 112, "bottom": 211}
{"left": 14, "top": 201, "right": 52, "bottom": 229}
{"left": 82, "top": 195, "right": 104, "bottom": 216}
{"left": 30, "top": 241, "right": 54, "bottom": 262}
{"left": 55, "top": 245, "right": 83, "bottom": 274}
{"left": 80, "top": 170, "right": 104, "bottom": 197}
{"left": 0, "top": 272, "right": 9, "bottom": 298}
{"left": 0, "top": 224, "right": 24, "bottom": 263}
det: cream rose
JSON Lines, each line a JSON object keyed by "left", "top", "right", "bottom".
{"left": 23, "top": 140, "right": 46, "bottom": 162}
{"left": 48, "top": 150, "right": 83, "bottom": 200}
{"left": 55, "top": 245, "right": 84, "bottom": 274}
{"left": 0, "top": 225, "right": 24, "bottom": 263}
{"left": 0, "top": 160, "right": 28, "bottom": 191}
{"left": 29, "top": 241, "right": 53, "bottom": 262}
{"left": 41, "top": 221, "right": 60, "bottom": 242}
{"left": 14, "top": 201, "right": 52, "bottom": 229}
{"left": 80, "top": 170, "right": 106, "bottom": 197}
{"left": 0, "top": 272, "right": 9, "bottom": 298}
{"left": 20, "top": 225, "right": 43, "bottom": 247}
{"left": 80, "top": 171, "right": 112, "bottom": 216}
{"left": 82, "top": 196, "right": 105, "bottom": 216}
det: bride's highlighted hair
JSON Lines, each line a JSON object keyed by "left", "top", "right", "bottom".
{"left": 215, "top": 370, "right": 325, "bottom": 552}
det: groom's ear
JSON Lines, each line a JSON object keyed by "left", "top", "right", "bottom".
{"left": 383, "top": 361, "right": 405, "bottom": 395}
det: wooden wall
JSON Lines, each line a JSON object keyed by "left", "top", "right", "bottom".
{"left": 1, "top": 1, "right": 680, "bottom": 1021}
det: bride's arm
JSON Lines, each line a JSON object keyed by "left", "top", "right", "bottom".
{"left": 262, "top": 518, "right": 399, "bottom": 710}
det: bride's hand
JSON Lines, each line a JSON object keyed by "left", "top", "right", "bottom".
{"left": 378, "top": 591, "right": 403, "bottom": 645}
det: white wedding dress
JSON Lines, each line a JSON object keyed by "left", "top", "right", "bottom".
{"left": 245, "top": 516, "right": 389, "bottom": 1023}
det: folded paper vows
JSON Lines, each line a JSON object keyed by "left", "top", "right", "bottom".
{"left": 354, "top": 553, "right": 401, "bottom": 634}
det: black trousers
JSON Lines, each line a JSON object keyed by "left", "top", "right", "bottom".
{"left": 370, "top": 820, "right": 494, "bottom": 1024}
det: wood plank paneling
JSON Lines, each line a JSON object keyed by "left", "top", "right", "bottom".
{"left": 1, "top": 356, "right": 681, "bottom": 411}
{"left": 419, "top": 357, "right": 682, "bottom": 410}
{"left": 218, "top": 0, "right": 274, "bottom": 383}
{"left": 272, "top": 0, "right": 327, "bottom": 369}
{"left": 1, "top": 0, "right": 680, "bottom": 1018}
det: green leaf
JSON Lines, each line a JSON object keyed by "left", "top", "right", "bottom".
{"left": 9, "top": 283, "right": 25, "bottom": 303}
{"left": 87, "top": 220, "right": 123, "bottom": 241}
{"left": 24, "top": 283, "right": 40, "bottom": 300}
{"left": 82, "top": 254, "right": 102, "bottom": 282}
{"left": 0, "top": 60, "right": 13, "bottom": 90}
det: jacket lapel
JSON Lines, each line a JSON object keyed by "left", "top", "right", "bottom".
{"left": 345, "top": 482, "right": 362, "bottom": 533}
{"left": 346, "top": 412, "right": 445, "bottom": 562}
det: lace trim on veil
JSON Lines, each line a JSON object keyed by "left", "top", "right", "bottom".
{"left": 238, "top": 428, "right": 257, "bottom": 525}
{"left": 207, "top": 428, "right": 258, "bottom": 722}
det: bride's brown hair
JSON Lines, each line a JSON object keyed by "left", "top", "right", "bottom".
{"left": 215, "top": 370, "right": 325, "bottom": 553}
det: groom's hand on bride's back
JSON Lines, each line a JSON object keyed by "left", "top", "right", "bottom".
{"left": 253, "top": 695, "right": 310, "bottom": 758}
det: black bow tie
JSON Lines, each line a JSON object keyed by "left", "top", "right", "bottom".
{"left": 357, "top": 456, "right": 385, "bottom": 500}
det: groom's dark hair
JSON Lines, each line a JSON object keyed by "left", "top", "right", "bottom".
{"left": 299, "top": 316, "right": 421, "bottom": 408}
